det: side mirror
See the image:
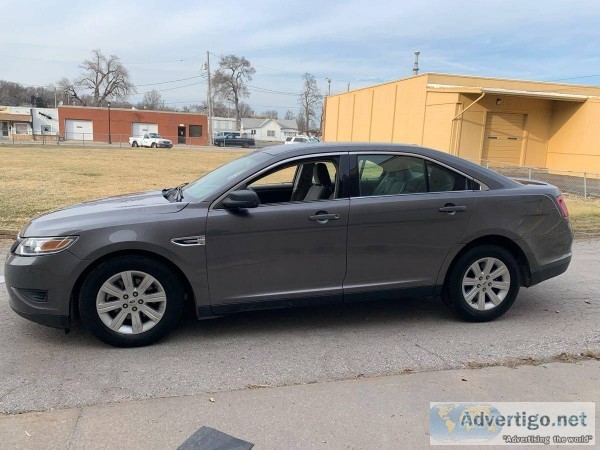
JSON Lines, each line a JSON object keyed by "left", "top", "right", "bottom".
{"left": 222, "top": 190, "right": 259, "bottom": 209}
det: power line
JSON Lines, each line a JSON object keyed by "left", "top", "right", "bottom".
{"left": 136, "top": 75, "right": 205, "bottom": 87}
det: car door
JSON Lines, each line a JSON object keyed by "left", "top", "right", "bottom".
{"left": 205, "top": 153, "right": 350, "bottom": 313}
{"left": 344, "top": 152, "right": 477, "bottom": 299}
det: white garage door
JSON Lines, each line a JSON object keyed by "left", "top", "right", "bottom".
{"left": 64, "top": 119, "right": 94, "bottom": 141}
{"left": 132, "top": 122, "right": 158, "bottom": 137}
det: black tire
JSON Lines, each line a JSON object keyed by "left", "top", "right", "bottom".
{"left": 218, "top": 142, "right": 224, "bottom": 147}
{"left": 79, "top": 255, "right": 184, "bottom": 347}
{"left": 151, "top": 142, "right": 156, "bottom": 148}
{"left": 132, "top": 141, "right": 139, "bottom": 148}
{"left": 442, "top": 245, "right": 520, "bottom": 322}
{"left": 242, "top": 142, "right": 250, "bottom": 148}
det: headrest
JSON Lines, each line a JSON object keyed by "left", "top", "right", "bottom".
{"left": 313, "top": 163, "right": 332, "bottom": 186}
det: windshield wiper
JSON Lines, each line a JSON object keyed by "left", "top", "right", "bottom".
{"left": 162, "top": 182, "right": 188, "bottom": 202}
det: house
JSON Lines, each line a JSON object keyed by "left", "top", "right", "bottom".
{"left": 241, "top": 118, "right": 298, "bottom": 142}
{"left": 0, "top": 106, "right": 32, "bottom": 141}
{"left": 212, "top": 117, "right": 237, "bottom": 135}
{"left": 323, "top": 72, "right": 600, "bottom": 173}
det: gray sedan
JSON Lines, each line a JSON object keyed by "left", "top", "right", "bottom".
{"left": 4, "top": 143, "right": 573, "bottom": 347}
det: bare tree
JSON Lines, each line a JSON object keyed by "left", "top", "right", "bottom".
{"left": 212, "top": 55, "right": 256, "bottom": 129}
{"left": 57, "top": 77, "right": 85, "bottom": 105}
{"left": 259, "top": 110, "right": 278, "bottom": 119}
{"left": 284, "top": 110, "right": 296, "bottom": 120}
{"left": 296, "top": 112, "right": 307, "bottom": 134}
{"left": 238, "top": 102, "right": 254, "bottom": 119}
{"left": 58, "top": 50, "right": 136, "bottom": 107}
{"left": 298, "top": 73, "right": 323, "bottom": 133}
{"left": 139, "top": 89, "right": 164, "bottom": 110}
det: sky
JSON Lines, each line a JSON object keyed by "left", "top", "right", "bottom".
{"left": 2, "top": 0, "right": 600, "bottom": 116}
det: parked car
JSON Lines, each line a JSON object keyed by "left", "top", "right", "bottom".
{"left": 213, "top": 132, "right": 255, "bottom": 148}
{"left": 284, "top": 135, "right": 312, "bottom": 144}
{"left": 5, "top": 143, "right": 573, "bottom": 347}
{"left": 129, "top": 133, "right": 173, "bottom": 148}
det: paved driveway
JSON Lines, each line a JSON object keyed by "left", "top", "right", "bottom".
{"left": 1, "top": 239, "right": 599, "bottom": 414}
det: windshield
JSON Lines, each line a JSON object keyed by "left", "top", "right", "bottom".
{"left": 148, "top": 133, "right": 162, "bottom": 138}
{"left": 183, "top": 151, "right": 271, "bottom": 201}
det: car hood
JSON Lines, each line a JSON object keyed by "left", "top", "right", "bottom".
{"left": 22, "top": 191, "right": 187, "bottom": 237}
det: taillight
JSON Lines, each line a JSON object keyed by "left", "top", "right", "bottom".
{"left": 556, "top": 195, "right": 569, "bottom": 218}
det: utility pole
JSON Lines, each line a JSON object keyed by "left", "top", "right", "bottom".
{"left": 206, "top": 51, "right": 213, "bottom": 147}
{"left": 325, "top": 78, "right": 331, "bottom": 96}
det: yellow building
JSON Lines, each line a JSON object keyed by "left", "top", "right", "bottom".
{"left": 323, "top": 73, "right": 600, "bottom": 173}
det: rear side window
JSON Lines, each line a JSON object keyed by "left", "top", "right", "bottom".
{"left": 425, "top": 161, "right": 474, "bottom": 192}
{"left": 355, "top": 154, "right": 476, "bottom": 197}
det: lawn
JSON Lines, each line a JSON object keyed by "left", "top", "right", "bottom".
{"left": 0, "top": 146, "right": 599, "bottom": 236}
{"left": 0, "top": 146, "right": 245, "bottom": 232}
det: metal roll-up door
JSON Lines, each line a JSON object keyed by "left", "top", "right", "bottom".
{"left": 482, "top": 113, "right": 525, "bottom": 165}
{"left": 132, "top": 122, "right": 158, "bottom": 137}
{"left": 64, "top": 119, "right": 94, "bottom": 141}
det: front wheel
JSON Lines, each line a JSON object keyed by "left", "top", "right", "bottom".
{"left": 442, "top": 245, "right": 520, "bottom": 322}
{"left": 79, "top": 256, "right": 184, "bottom": 347}
{"left": 151, "top": 142, "right": 156, "bottom": 148}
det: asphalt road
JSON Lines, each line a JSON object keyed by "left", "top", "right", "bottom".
{"left": 1, "top": 239, "right": 599, "bottom": 415}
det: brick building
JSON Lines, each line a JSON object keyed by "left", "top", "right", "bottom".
{"left": 58, "top": 106, "right": 208, "bottom": 145}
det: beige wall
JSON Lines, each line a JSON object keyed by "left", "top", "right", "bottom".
{"left": 455, "top": 94, "right": 554, "bottom": 166}
{"left": 323, "top": 75, "right": 428, "bottom": 144}
{"left": 323, "top": 73, "right": 600, "bottom": 173}
{"left": 422, "top": 91, "right": 459, "bottom": 152}
{"left": 547, "top": 99, "right": 600, "bottom": 173}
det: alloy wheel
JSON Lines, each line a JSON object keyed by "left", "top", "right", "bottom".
{"left": 96, "top": 270, "right": 167, "bottom": 335}
{"left": 461, "top": 257, "right": 511, "bottom": 311}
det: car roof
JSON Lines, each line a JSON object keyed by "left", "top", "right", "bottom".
{"left": 259, "top": 142, "right": 518, "bottom": 189}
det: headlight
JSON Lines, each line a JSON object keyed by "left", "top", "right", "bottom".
{"left": 14, "top": 236, "right": 78, "bottom": 256}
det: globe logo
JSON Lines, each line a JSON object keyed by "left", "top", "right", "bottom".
{"left": 430, "top": 403, "right": 504, "bottom": 443}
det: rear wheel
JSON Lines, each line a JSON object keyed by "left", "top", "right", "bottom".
{"left": 442, "top": 245, "right": 519, "bottom": 322}
{"left": 79, "top": 256, "right": 184, "bottom": 347}
{"left": 132, "top": 141, "right": 139, "bottom": 148}
{"left": 242, "top": 142, "right": 250, "bottom": 148}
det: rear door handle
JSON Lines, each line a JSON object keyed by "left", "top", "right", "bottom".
{"left": 309, "top": 213, "right": 340, "bottom": 223}
{"left": 438, "top": 205, "right": 467, "bottom": 213}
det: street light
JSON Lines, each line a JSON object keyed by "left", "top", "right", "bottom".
{"left": 107, "top": 101, "right": 112, "bottom": 144}
{"left": 325, "top": 78, "right": 331, "bottom": 96}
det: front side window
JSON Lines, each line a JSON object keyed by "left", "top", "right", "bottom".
{"left": 355, "top": 154, "right": 474, "bottom": 197}
{"left": 244, "top": 157, "right": 340, "bottom": 204}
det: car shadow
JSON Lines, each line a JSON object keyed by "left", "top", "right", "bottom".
{"left": 14, "top": 290, "right": 549, "bottom": 349}
{"left": 172, "top": 296, "right": 456, "bottom": 341}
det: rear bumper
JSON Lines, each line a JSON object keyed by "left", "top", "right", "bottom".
{"left": 530, "top": 254, "right": 571, "bottom": 286}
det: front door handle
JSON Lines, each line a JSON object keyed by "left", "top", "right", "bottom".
{"left": 438, "top": 204, "right": 467, "bottom": 214}
{"left": 308, "top": 213, "right": 340, "bottom": 223}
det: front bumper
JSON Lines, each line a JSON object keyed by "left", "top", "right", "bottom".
{"left": 4, "top": 249, "right": 84, "bottom": 329}
{"left": 157, "top": 143, "right": 173, "bottom": 148}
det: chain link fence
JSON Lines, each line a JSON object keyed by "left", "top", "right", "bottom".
{"left": 0, "top": 132, "right": 281, "bottom": 149}
{"left": 472, "top": 159, "right": 600, "bottom": 198}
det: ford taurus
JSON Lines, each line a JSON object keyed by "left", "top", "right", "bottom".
{"left": 4, "top": 143, "right": 573, "bottom": 347}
